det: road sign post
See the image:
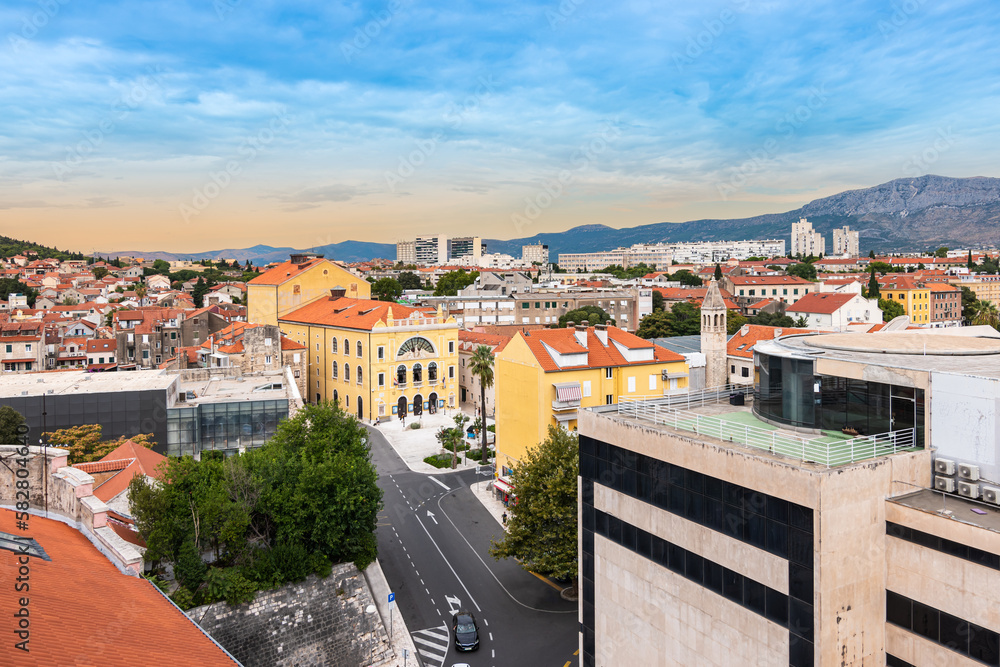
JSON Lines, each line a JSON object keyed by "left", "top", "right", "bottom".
{"left": 388, "top": 592, "right": 395, "bottom": 638}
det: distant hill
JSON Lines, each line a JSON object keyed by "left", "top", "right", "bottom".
{"left": 0, "top": 235, "right": 85, "bottom": 261}
{"left": 99, "top": 175, "right": 1000, "bottom": 262}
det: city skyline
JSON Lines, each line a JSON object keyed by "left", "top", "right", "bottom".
{"left": 2, "top": 1, "right": 999, "bottom": 253}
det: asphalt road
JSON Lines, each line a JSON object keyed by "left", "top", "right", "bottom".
{"left": 369, "top": 426, "right": 579, "bottom": 667}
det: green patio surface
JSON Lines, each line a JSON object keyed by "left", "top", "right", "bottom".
{"left": 654, "top": 408, "right": 915, "bottom": 466}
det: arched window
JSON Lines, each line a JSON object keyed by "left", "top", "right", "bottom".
{"left": 412, "top": 363, "right": 423, "bottom": 383}
{"left": 357, "top": 365, "right": 363, "bottom": 384}
{"left": 397, "top": 337, "right": 435, "bottom": 358}
{"left": 332, "top": 361, "right": 338, "bottom": 379}
{"left": 343, "top": 339, "right": 349, "bottom": 354}
{"left": 397, "top": 365, "right": 406, "bottom": 385}
{"left": 344, "top": 364, "right": 350, "bottom": 382}
{"left": 428, "top": 362, "right": 438, "bottom": 382}
{"left": 357, "top": 341, "right": 363, "bottom": 357}
{"left": 331, "top": 338, "right": 338, "bottom": 354}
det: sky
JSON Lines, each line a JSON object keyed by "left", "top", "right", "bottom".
{"left": 1, "top": 0, "right": 999, "bottom": 254}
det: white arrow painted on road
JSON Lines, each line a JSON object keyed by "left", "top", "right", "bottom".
{"left": 427, "top": 510, "right": 438, "bottom": 525}
{"left": 445, "top": 595, "right": 462, "bottom": 615}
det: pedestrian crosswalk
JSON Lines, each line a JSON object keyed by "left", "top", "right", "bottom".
{"left": 411, "top": 623, "right": 450, "bottom": 667}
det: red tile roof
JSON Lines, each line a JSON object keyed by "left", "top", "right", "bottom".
{"left": 728, "top": 275, "right": 813, "bottom": 286}
{"left": 0, "top": 509, "right": 237, "bottom": 665}
{"left": 786, "top": 292, "right": 856, "bottom": 314}
{"left": 74, "top": 439, "right": 167, "bottom": 504}
{"left": 727, "top": 324, "right": 816, "bottom": 358}
{"left": 248, "top": 257, "right": 327, "bottom": 285}
{"left": 281, "top": 297, "right": 425, "bottom": 331}
{"left": 459, "top": 330, "right": 512, "bottom": 352}
{"left": 518, "top": 326, "right": 683, "bottom": 372}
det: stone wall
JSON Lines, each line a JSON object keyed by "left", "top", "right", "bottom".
{"left": 188, "top": 565, "right": 395, "bottom": 667}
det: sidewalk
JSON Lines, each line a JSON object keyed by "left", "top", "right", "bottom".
{"left": 372, "top": 408, "right": 495, "bottom": 475}
{"left": 470, "top": 475, "right": 509, "bottom": 529}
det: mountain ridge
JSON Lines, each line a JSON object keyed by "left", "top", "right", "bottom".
{"left": 97, "top": 175, "right": 1000, "bottom": 262}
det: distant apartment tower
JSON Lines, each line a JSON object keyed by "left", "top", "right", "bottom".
{"left": 832, "top": 226, "right": 860, "bottom": 257}
{"left": 791, "top": 218, "right": 826, "bottom": 257}
{"left": 396, "top": 240, "right": 416, "bottom": 264}
{"left": 415, "top": 235, "right": 449, "bottom": 264}
{"left": 450, "top": 236, "right": 483, "bottom": 262}
{"left": 522, "top": 242, "right": 549, "bottom": 265}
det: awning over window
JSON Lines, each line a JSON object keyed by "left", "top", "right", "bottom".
{"left": 493, "top": 477, "right": 513, "bottom": 494}
{"left": 662, "top": 372, "right": 688, "bottom": 379}
{"left": 553, "top": 381, "right": 582, "bottom": 402}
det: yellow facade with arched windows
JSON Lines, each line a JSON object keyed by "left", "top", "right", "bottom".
{"left": 278, "top": 299, "right": 459, "bottom": 422}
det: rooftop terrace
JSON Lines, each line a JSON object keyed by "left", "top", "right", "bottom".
{"left": 615, "top": 386, "right": 920, "bottom": 468}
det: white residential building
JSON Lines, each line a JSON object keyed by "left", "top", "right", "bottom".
{"left": 522, "top": 243, "right": 549, "bottom": 265}
{"left": 832, "top": 226, "right": 860, "bottom": 257}
{"left": 791, "top": 218, "right": 826, "bottom": 257}
{"left": 785, "top": 292, "right": 882, "bottom": 329}
{"left": 557, "top": 240, "right": 785, "bottom": 272}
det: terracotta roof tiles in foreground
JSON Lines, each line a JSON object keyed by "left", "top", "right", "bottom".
{"left": 0, "top": 509, "right": 238, "bottom": 666}
{"left": 281, "top": 297, "right": 425, "bottom": 331}
{"left": 520, "top": 325, "right": 684, "bottom": 372}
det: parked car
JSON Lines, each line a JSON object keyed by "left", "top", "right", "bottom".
{"left": 452, "top": 610, "right": 480, "bottom": 652}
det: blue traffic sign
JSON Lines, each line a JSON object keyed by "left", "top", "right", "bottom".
{"left": 388, "top": 592, "right": 395, "bottom": 603}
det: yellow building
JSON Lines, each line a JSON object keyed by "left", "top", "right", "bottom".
{"left": 879, "top": 276, "right": 931, "bottom": 324}
{"left": 247, "top": 253, "right": 370, "bottom": 326}
{"left": 278, "top": 291, "right": 459, "bottom": 421}
{"left": 494, "top": 323, "right": 688, "bottom": 481}
{"left": 949, "top": 275, "right": 1000, "bottom": 309}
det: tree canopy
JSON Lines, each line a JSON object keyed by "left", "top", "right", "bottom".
{"left": 490, "top": 426, "right": 579, "bottom": 591}
{"left": 0, "top": 406, "right": 26, "bottom": 445}
{"left": 879, "top": 298, "right": 906, "bottom": 321}
{"left": 434, "top": 269, "right": 479, "bottom": 296}
{"left": 671, "top": 270, "right": 703, "bottom": 287}
{"left": 786, "top": 262, "right": 817, "bottom": 281}
{"left": 596, "top": 263, "right": 656, "bottom": 280}
{"left": 371, "top": 277, "right": 402, "bottom": 302}
{"left": 397, "top": 271, "right": 422, "bottom": 290}
{"left": 0, "top": 278, "right": 38, "bottom": 307}
{"left": 43, "top": 424, "right": 156, "bottom": 464}
{"left": 468, "top": 345, "right": 495, "bottom": 461}
{"left": 557, "top": 306, "right": 614, "bottom": 328}
{"left": 726, "top": 309, "right": 748, "bottom": 335}
{"left": 129, "top": 401, "right": 382, "bottom": 610}
{"left": 637, "top": 301, "right": 701, "bottom": 338}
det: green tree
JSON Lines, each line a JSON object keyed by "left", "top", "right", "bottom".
{"left": 868, "top": 268, "right": 880, "bottom": 299}
{"left": 749, "top": 312, "right": 796, "bottom": 327}
{"left": 398, "top": 271, "right": 422, "bottom": 290}
{"left": 651, "top": 290, "right": 664, "bottom": 312}
{"left": 960, "top": 286, "right": 979, "bottom": 323}
{"left": 637, "top": 301, "right": 701, "bottom": 338}
{"left": 152, "top": 259, "right": 171, "bottom": 274}
{"left": 371, "top": 277, "right": 403, "bottom": 302}
{"left": 971, "top": 299, "right": 1000, "bottom": 329}
{"left": 786, "top": 262, "right": 817, "bottom": 281}
{"left": 468, "top": 345, "right": 495, "bottom": 462}
{"left": 434, "top": 269, "right": 479, "bottom": 296}
{"left": 92, "top": 266, "right": 109, "bottom": 280}
{"left": 879, "top": 298, "right": 906, "bottom": 321}
{"left": 135, "top": 284, "right": 147, "bottom": 307}
{"left": 436, "top": 413, "right": 470, "bottom": 469}
{"left": 670, "top": 270, "right": 703, "bottom": 287}
{"left": 726, "top": 309, "right": 747, "bottom": 335}
{"left": 192, "top": 277, "right": 208, "bottom": 308}
{"left": 557, "top": 306, "right": 614, "bottom": 328}
{"left": 0, "top": 406, "right": 26, "bottom": 444}
{"left": 869, "top": 249, "right": 876, "bottom": 259}
{"left": 713, "top": 264, "right": 723, "bottom": 281}
{"left": 0, "top": 278, "right": 38, "bottom": 307}
{"left": 869, "top": 261, "right": 892, "bottom": 274}
{"left": 934, "top": 246, "right": 949, "bottom": 258}
{"left": 490, "top": 426, "right": 579, "bottom": 595}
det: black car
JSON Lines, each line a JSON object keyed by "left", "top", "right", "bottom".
{"left": 452, "top": 610, "right": 480, "bottom": 652}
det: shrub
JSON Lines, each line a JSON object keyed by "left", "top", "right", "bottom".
{"left": 409, "top": 423, "right": 421, "bottom": 430}
{"left": 174, "top": 540, "right": 207, "bottom": 592}
{"left": 423, "top": 454, "right": 452, "bottom": 469}
{"left": 225, "top": 570, "right": 258, "bottom": 606}
{"left": 170, "top": 587, "right": 196, "bottom": 610}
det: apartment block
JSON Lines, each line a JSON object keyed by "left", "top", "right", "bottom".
{"left": 831, "top": 226, "right": 860, "bottom": 257}
{"left": 791, "top": 218, "right": 826, "bottom": 257}
{"left": 522, "top": 242, "right": 550, "bottom": 265}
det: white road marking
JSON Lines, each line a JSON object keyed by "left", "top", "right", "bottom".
{"left": 489, "top": 632, "right": 493, "bottom": 641}
{"left": 415, "top": 514, "right": 481, "bottom": 612}
{"left": 411, "top": 624, "right": 450, "bottom": 667}
{"left": 429, "top": 476, "right": 451, "bottom": 491}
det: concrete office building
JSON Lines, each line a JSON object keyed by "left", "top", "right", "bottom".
{"left": 397, "top": 235, "right": 484, "bottom": 265}
{"left": 580, "top": 330, "right": 1000, "bottom": 667}
{"left": 396, "top": 240, "right": 416, "bottom": 265}
{"left": 522, "top": 242, "right": 550, "bottom": 265}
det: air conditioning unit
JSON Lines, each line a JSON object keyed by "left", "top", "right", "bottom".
{"left": 958, "top": 464, "right": 981, "bottom": 482}
{"left": 934, "top": 476, "right": 956, "bottom": 493}
{"left": 935, "top": 458, "right": 956, "bottom": 475}
{"left": 982, "top": 486, "right": 1000, "bottom": 505}
{"left": 958, "top": 481, "right": 980, "bottom": 500}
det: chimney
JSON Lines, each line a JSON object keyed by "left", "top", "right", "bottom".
{"left": 574, "top": 324, "right": 588, "bottom": 348}
{"left": 741, "top": 324, "right": 750, "bottom": 336}
{"left": 329, "top": 286, "right": 347, "bottom": 300}
{"left": 594, "top": 323, "right": 608, "bottom": 346}
{"left": 566, "top": 321, "right": 575, "bottom": 329}
{"left": 774, "top": 328, "right": 783, "bottom": 338}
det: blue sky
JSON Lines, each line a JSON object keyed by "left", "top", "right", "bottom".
{"left": 1, "top": 0, "right": 998, "bottom": 252}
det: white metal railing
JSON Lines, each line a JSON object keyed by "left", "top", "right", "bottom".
{"left": 619, "top": 384, "right": 752, "bottom": 411}
{"left": 616, "top": 398, "right": 917, "bottom": 467}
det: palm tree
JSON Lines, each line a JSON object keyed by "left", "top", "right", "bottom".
{"left": 468, "top": 344, "right": 495, "bottom": 462}
{"left": 135, "top": 284, "right": 147, "bottom": 307}
{"left": 972, "top": 300, "right": 1000, "bottom": 330}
